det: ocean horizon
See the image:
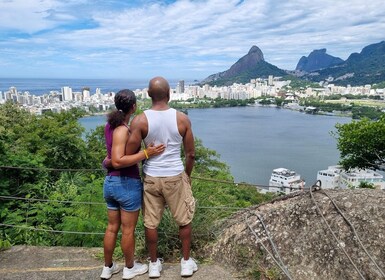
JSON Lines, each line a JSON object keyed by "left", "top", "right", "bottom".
{"left": 0, "top": 78, "right": 195, "bottom": 95}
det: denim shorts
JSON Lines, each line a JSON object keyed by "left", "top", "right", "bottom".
{"left": 103, "top": 176, "right": 143, "bottom": 212}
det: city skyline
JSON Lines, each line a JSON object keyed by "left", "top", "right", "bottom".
{"left": 1, "top": 0, "right": 385, "bottom": 80}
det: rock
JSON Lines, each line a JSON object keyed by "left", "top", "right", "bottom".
{"left": 208, "top": 189, "right": 385, "bottom": 280}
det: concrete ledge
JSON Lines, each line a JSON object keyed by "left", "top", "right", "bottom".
{"left": 0, "top": 245, "right": 238, "bottom": 280}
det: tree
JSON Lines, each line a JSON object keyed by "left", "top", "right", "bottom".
{"left": 334, "top": 115, "right": 385, "bottom": 170}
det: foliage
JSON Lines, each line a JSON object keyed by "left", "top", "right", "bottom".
{"left": 300, "top": 99, "right": 351, "bottom": 113}
{"left": 324, "top": 94, "right": 369, "bottom": 100}
{"left": 351, "top": 106, "right": 383, "bottom": 120}
{"left": 333, "top": 115, "right": 385, "bottom": 170}
{"left": 168, "top": 98, "right": 255, "bottom": 110}
{"left": 274, "top": 97, "right": 285, "bottom": 107}
{"left": 372, "top": 81, "right": 385, "bottom": 89}
{"left": 257, "top": 97, "right": 285, "bottom": 106}
{"left": 0, "top": 239, "right": 11, "bottom": 250}
{"left": 85, "top": 125, "right": 107, "bottom": 167}
{"left": 0, "top": 102, "right": 274, "bottom": 261}
{"left": 300, "top": 98, "right": 383, "bottom": 119}
{"left": 1, "top": 171, "right": 106, "bottom": 246}
{"left": 258, "top": 98, "right": 274, "bottom": 105}
{"left": 359, "top": 181, "right": 375, "bottom": 189}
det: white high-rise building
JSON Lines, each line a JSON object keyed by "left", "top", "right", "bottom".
{"left": 9, "top": 86, "right": 17, "bottom": 95}
{"left": 61, "top": 86, "right": 73, "bottom": 101}
{"left": 176, "top": 80, "right": 185, "bottom": 94}
{"left": 82, "top": 88, "right": 91, "bottom": 102}
{"left": 74, "top": 92, "right": 82, "bottom": 102}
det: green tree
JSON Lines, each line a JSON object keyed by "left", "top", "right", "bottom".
{"left": 85, "top": 125, "right": 107, "bottom": 167}
{"left": 359, "top": 181, "right": 375, "bottom": 189}
{"left": 275, "top": 97, "right": 285, "bottom": 106}
{"left": 0, "top": 102, "right": 44, "bottom": 196}
{"left": 334, "top": 115, "right": 385, "bottom": 170}
{"left": 351, "top": 106, "right": 383, "bottom": 120}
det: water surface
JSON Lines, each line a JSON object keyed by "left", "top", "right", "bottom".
{"left": 80, "top": 106, "right": 350, "bottom": 185}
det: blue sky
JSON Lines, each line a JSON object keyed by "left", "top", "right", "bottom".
{"left": 1, "top": 0, "right": 385, "bottom": 80}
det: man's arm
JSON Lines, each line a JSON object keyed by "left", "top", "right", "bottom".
{"left": 179, "top": 113, "right": 195, "bottom": 177}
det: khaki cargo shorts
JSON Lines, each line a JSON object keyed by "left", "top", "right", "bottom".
{"left": 142, "top": 171, "right": 196, "bottom": 229}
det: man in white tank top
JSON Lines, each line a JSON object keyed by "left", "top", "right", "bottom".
{"left": 127, "top": 76, "right": 197, "bottom": 278}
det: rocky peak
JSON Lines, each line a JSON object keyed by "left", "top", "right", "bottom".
{"left": 223, "top": 46, "right": 265, "bottom": 78}
{"left": 296, "top": 48, "right": 343, "bottom": 72}
{"left": 247, "top": 45, "right": 264, "bottom": 60}
{"left": 200, "top": 45, "right": 286, "bottom": 85}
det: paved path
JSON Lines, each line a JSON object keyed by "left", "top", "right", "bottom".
{"left": 0, "top": 246, "right": 238, "bottom": 280}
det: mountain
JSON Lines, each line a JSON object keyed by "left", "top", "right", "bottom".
{"left": 296, "top": 48, "right": 343, "bottom": 72}
{"left": 200, "top": 46, "right": 287, "bottom": 86}
{"left": 305, "top": 41, "right": 385, "bottom": 86}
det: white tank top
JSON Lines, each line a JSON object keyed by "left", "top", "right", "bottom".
{"left": 143, "top": 108, "right": 184, "bottom": 177}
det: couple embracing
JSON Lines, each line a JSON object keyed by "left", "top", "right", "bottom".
{"left": 100, "top": 77, "right": 197, "bottom": 279}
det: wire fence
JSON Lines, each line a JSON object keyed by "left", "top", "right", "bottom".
{"left": 0, "top": 165, "right": 275, "bottom": 248}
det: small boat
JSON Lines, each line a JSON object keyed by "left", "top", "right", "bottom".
{"left": 268, "top": 168, "right": 305, "bottom": 194}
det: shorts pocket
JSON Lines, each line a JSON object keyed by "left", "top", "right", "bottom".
{"left": 143, "top": 176, "right": 155, "bottom": 188}
{"left": 185, "top": 196, "right": 196, "bottom": 220}
{"left": 164, "top": 176, "right": 181, "bottom": 189}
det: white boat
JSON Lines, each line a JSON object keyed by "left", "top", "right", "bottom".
{"left": 268, "top": 168, "right": 305, "bottom": 194}
{"left": 317, "top": 165, "right": 385, "bottom": 190}
{"left": 316, "top": 165, "right": 342, "bottom": 189}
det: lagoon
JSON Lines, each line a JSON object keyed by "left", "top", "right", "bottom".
{"left": 79, "top": 106, "right": 351, "bottom": 186}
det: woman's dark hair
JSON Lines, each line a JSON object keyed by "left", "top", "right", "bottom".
{"left": 107, "top": 89, "right": 136, "bottom": 128}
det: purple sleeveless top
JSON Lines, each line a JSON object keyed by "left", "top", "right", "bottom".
{"left": 104, "top": 123, "right": 140, "bottom": 178}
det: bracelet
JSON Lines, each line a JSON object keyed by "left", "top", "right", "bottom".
{"left": 143, "top": 149, "right": 149, "bottom": 159}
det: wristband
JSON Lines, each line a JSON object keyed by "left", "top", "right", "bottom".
{"left": 143, "top": 149, "right": 149, "bottom": 159}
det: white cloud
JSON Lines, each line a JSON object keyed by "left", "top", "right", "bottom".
{"left": 0, "top": 0, "right": 59, "bottom": 32}
{"left": 1, "top": 0, "right": 385, "bottom": 78}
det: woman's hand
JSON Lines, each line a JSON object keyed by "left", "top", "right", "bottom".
{"left": 146, "top": 143, "right": 166, "bottom": 157}
{"left": 102, "top": 156, "right": 112, "bottom": 169}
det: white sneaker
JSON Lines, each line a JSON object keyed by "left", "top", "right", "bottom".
{"left": 148, "top": 258, "right": 163, "bottom": 278}
{"left": 180, "top": 257, "right": 198, "bottom": 277}
{"left": 100, "top": 262, "right": 120, "bottom": 279}
{"left": 122, "top": 262, "right": 148, "bottom": 279}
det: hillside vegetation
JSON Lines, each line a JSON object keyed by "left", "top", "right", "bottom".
{"left": 0, "top": 102, "right": 274, "bottom": 259}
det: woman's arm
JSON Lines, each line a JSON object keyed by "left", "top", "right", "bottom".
{"left": 111, "top": 126, "right": 164, "bottom": 169}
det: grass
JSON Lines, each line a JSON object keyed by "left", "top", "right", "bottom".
{"left": 324, "top": 99, "right": 385, "bottom": 108}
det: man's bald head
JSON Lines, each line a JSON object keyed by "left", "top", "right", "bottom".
{"left": 148, "top": 76, "right": 170, "bottom": 102}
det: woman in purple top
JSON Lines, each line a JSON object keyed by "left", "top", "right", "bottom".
{"left": 100, "top": 89, "right": 165, "bottom": 280}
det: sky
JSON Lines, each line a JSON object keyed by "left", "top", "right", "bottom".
{"left": 1, "top": 0, "right": 385, "bottom": 81}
